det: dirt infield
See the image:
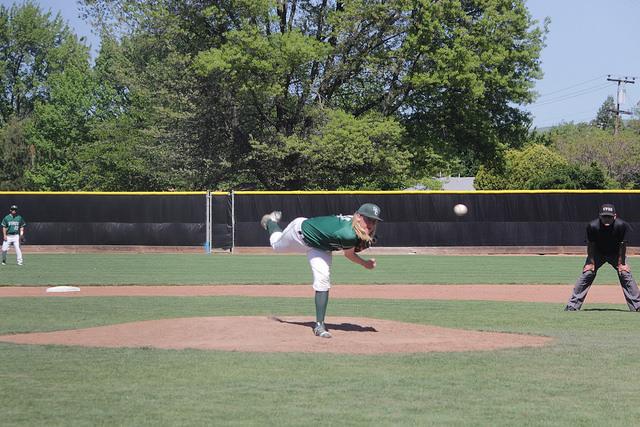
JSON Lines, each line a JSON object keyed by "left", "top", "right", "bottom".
{"left": 0, "top": 316, "right": 552, "bottom": 354}
{"left": 20, "top": 245, "right": 593, "bottom": 254}
{"left": 0, "top": 283, "right": 627, "bottom": 304}
{"left": 7, "top": 283, "right": 627, "bottom": 354}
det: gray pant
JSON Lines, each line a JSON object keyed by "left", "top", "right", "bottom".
{"left": 567, "top": 253, "right": 640, "bottom": 311}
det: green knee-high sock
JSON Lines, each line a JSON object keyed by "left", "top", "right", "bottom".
{"left": 266, "top": 220, "right": 282, "bottom": 235}
{"left": 1, "top": 251, "right": 6, "bottom": 263}
{"left": 315, "top": 291, "right": 329, "bottom": 324}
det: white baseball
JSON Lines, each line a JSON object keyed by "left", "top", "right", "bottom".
{"left": 453, "top": 204, "right": 468, "bottom": 216}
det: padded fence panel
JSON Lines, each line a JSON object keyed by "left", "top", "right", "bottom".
{"left": 0, "top": 193, "right": 208, "bottom": 245}
{"left": 234, "top": 192, "right": 640, "bottom": 247}
{"left": 212, "top": 193, "right": 232, "bottom": 249}
{"left": 233, "top": 193, "right": 389, "bottom": 247}
{"left": 1, "top": 191, "right": 638, "bottom": 248}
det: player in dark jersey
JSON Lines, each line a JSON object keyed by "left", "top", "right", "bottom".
{"left": 565, "top": 203, "right": 640, "bottom": 311}
{"left": 2, "top": 205, "right": 26, "bottom": 266}
{"left": 260, "top": 203, "right": 381, "bottom": 338}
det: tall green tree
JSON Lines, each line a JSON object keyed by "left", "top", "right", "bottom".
{"left": 403, "top": 0, "right": 547, "bottom": 173}
{"left": 474, "top": 143, "right": 614, "bottom": 190}
{"left": 0, "top": 116, "right": 31, "bottom": 189}
{"left": 80, "top": 2, "right": 213, "bottom": 190}
{"left": 0, "top": 2, "right": 84, "bottom": 121}
{"left": 592, "top": 95, "right": 616, "bottom": 130}
{"left": 0, "top": 1, "right": 91, "bottom": 189}
{"left": 250, "top": 108, "right": 411, "bottom": 190}
{"left": 24, "top": 63, "right": 94, "bottom": 190}
{"left": 81, "top": 0, "right": 546, "bottom": 190}
{"left": 72, "top": 35, "right": 192, "bottom": 190}
{"left": 550, "top": 123, "right": 640, "bottom": 188}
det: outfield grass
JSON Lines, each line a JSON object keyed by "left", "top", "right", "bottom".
{"left": 2, "top": 254, "right": 638, "bottom": 426}
{"left": 0, "top": 253, "right": 632, "bottom": 285}
{"left": 2, "top": 296, "right": 640, "bottom": 426}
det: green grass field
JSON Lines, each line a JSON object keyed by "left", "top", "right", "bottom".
{"left": 0, "top": 253, "right": 631, "bottom": 285}
{"left": 2, "top": 254, "right": 639, "bottom": 426}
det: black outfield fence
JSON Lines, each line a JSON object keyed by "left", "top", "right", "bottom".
{"left": 234, "top": 191, "right": 640, "bottom": 247}
{"left": 0, "top": 192, "right": 216, "bottom": 247}
{"left": 1, "top": 190, "right": 640, "bottom": 250}
{"left": 211, "top": 193, "right": 232, "bottom": 249}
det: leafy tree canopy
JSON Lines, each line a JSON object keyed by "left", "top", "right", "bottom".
{"left": 591, "top": 95, "right": 616, "bottom": 130}
{"left": 0, "top": 1, "right": 87, "bottom": 122}
{"left": 549, "top": 122, "right": 640, "bottom": 188}
{"left": 475, "top": 143, "right": 615, "bottom": 190}
{"left": 0, "top": 1, "right": 549, "bottom": 190}
{"left": 79, "top": 0, "right": 545, "bottom": 190}
{"left": 0, "top": 1, "right": 91, "bottom": 189}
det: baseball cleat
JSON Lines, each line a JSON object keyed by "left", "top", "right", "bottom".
{"left": 260, "top": 211, "right": 282, "bottom": 230}
{"left": 314, "top": 322, "right": 332, "bottom": 338}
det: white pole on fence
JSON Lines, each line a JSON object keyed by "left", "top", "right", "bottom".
{"left": 205, "top": 191, "right": 211, "bottom": 254}
{"left": 231, "top": 190, "right": 235, "bottom": 253}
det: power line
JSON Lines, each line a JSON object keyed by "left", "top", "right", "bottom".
{"left": 533, "top": 83, "right": 614, "bottom": 105}
{"left": 536, "top": 74, "right": 608, "bottom": 98}
{"left": 532, "top": 108, "right": 598, "bottom": 123}
{"left": 531, "top": 83, "right": 614, "bottom": 107}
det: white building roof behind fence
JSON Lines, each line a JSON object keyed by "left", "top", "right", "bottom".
{"left": 436, "top": 177, "right": 476, "bottom": 191}
{"left": 404, "top": 177, "right": 476, "bottom": 191}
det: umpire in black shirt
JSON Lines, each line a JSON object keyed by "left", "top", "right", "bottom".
{"left": 565, "top": 203, "right": 640, "bottom": 311}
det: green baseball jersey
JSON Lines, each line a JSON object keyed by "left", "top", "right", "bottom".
{"left": 2, "top": 214, "right": 26, "bottom": 235}
{"left": 301, "top": 215, "right": 360, "bottom": 251}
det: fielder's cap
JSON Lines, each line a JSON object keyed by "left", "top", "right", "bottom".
{"left": 599, "top": 203, "right": 616, "bottom": 217}
{"left": 357, "top": 203, "right": 383, "bottom": 221}
{"left": 9, "top": 205, "right": 17, "bottom": 210}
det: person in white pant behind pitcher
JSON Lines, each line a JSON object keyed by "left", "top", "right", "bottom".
{"left": 2, "top": 205, "right": 26, "bottom": 266}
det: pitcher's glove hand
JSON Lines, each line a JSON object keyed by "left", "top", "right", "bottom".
{"left": 20, "top": 236, "right": 25, "bottom": 244}
{"left": 354, "top": 235, "right": 377, "bottom": 253}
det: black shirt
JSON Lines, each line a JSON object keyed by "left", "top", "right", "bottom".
{"left": 586, "top": 218, "right": 627, "bottom": 255}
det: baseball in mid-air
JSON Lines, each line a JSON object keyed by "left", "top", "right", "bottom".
{"left": 453, "top": 203, "right": 468, "bottom": 216}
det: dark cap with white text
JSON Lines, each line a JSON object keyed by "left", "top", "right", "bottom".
{"left": 599, "top": 204, "right": 616, "bottom": 217}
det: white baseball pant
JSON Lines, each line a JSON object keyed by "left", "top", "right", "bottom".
{"left": 269, "top": 217, "right": 333, "bottom": 291}
{"left": 3, "top": 234, "right": 23, "bottom": 264}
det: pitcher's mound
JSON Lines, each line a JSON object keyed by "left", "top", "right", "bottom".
{"left": 0, "top": 316, "right": 552, "bottom": 354}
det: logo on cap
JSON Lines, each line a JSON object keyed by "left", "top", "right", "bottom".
{"left": 599, "top": 204, "right": 615, "bottom": 216}
{"left": 357, "top": 203, "right": 383, "bottom": 221}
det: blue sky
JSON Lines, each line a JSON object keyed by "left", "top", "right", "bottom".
{"left": 527, "top": 0, "right": 640, "bottom": 128}
{"left": 4, "top": 0, "right": 640, "bottom": 129}
{"left": 3, "top": 0, "right": 98, "bottom": 53}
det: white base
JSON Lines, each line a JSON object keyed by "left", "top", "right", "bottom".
{"left": 46, "top": 286, "right": 81, "bottom": 293}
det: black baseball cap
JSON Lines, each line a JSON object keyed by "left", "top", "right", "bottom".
{"left": 9, "top": 205, "right": 17, "bottom": 211}
{"left": 599, "top": 204, "right": 615, "bottom": 217}
{"left": 357, "top": 203, "right": 383, "bottom": 221}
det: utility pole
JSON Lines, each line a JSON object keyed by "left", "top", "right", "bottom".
{"left": 606, "top": 75, "right": 636, "bottom": 135}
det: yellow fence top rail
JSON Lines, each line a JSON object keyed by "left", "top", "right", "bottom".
{"left": 0, "top": 191, "right": 209, "bottom": 195}
{"left": 234, "top": 189, "right": 640, "bottom": 195}
{"left": 2, "top": 190, "right": 640, "bottom": 195}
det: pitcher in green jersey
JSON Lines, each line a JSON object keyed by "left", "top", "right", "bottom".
{"left": 260, "top": 203, "right": 381, "bottom": 338}
{"left": 2, "top": 205, "right": 26, "bottom": 266}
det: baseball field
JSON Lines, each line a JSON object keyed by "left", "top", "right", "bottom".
{"left": 2, "top": 253, "right": 640, "bottom": 425}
